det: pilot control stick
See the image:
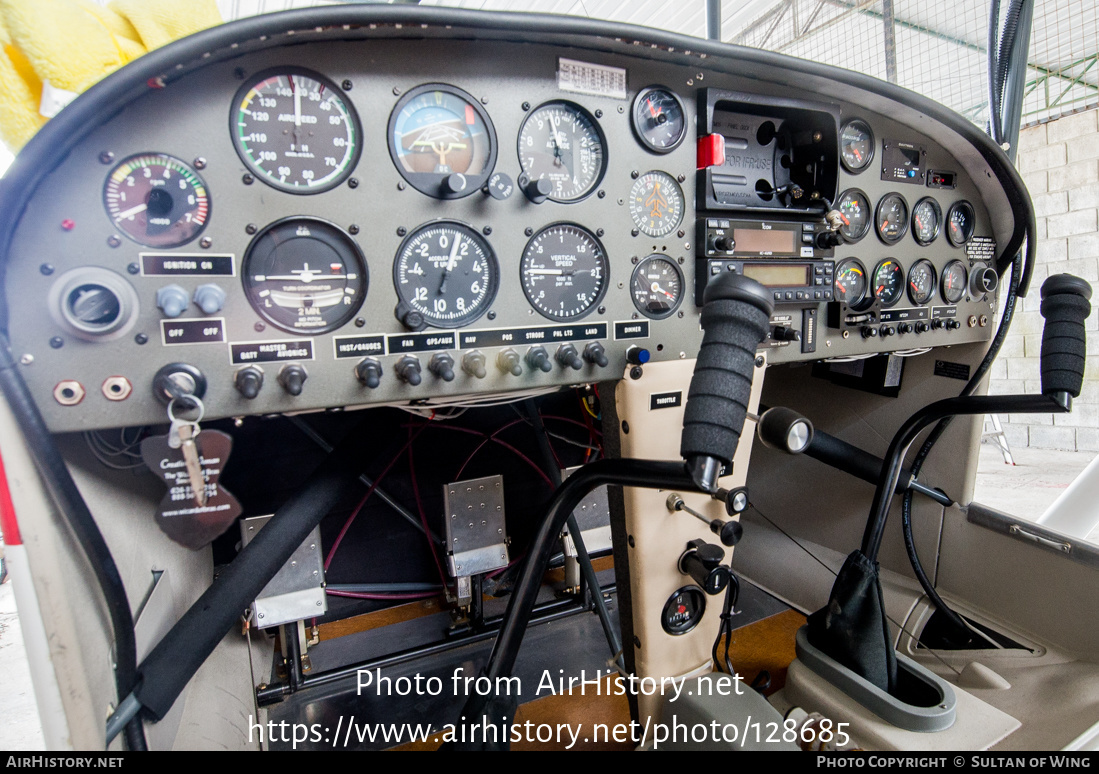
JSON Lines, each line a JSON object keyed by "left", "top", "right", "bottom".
{"left": 680, "top": 272, "right": 774, "bottom": 493}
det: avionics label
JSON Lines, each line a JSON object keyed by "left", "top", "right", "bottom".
{"left": 230, "top": 340, "right": 314, "bottom": 364}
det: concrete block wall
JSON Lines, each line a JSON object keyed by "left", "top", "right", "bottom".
{"left": 991, "top": 107, "right": 1099, "bottom": 450}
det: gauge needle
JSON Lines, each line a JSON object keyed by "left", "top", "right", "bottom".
{"left": 113, "top": 203, "right": 147, "bottom": 221}
{"left": 650, "top": 282, "right": 674, "bottom": 299}
{"left": 291, "top": 75, "right": 302, "bottom": 149}
{"left": 439, "top": 233, "right": 462, "bottom": 294}
{"left": 551, "top": 124, "right": 566, "bottom": 166}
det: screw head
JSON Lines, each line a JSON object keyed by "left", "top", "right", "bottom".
{"left": 521, "top": 101, "right": 531, "bottom": 111}
{"left": 245, "top": 223, "right": 258, "bottom": 235}
{"left": 524, "top": 227, "right": 533, "bottom": 237}
{"left": 677, "top": 230, "right": 686, "bottom": 238}
{"left": 199, "top": 237, "right": 212, "bottom": 249}
{"left": 397, "top": 226, "right": 407, "bottom": 236}
{"left": 397, "top": 182, "right": 405, "bottom": 191}
{"left": 597, "top": 190, "right": 606, "bottom": 199}
{"left": 193, "top": 157, "right": 207, "bottom": 170}
{"left": 597, "top": 305, "right": 606, "bottom": 314}
{"left": 631, "top": 255, "right": 639, "bottom": 264}
{"left": 135, "top": 333, "right": 148, "bottom": 345}
{"left": 629, "top": 365, "right": 643, "bottom": 380}
{"left": 355, "top": 317, "right": 366, "bottom": 328}
{"left": 342, "top": 79, "right": 353, "bottom": 91}
{"left": 487, "top": 311, "right": 497, "bottom": 320}
{"left": 483, "top": 225, "right": 492, "bottom": 235}
{"left": 39, "top": 263, "right": 54, "bottom": 276}
{"left": 254, "top": 321, "right": 266, "bottom": 332}
{"left": 348, "top": 178, "right": 359, "bottom": 189}
{"left": 107, "top": 235, "right": 121, "bottom": 248}
{"left": 596, "top": 228, "right": 604, "bottom": 237}
{"left": 677, "top": 174, "right": 686, "bottom": 183}
{"left": 594, "top": 109, "right": 603, "bottom": 118}
{"left": 242, "top": 173, "right": 254, "bottom": 185}
{"left": 755, "top": 355, "right": 765, "bottom": 367}
{"left": 19, "top": 354, "right": 33, "bottom": 365}
{"left": 631, "top": 170, "right": 639, "bottom": 179}
{"left": 349, "top": 224, "right": 360, "bottom": 235}
{"left": 392, "top": 86, "right": 401, "bottom": 96}
{"left": 49, "top": 337, "right": 63, "bottom": 349}
{"left": 127, "top": 262, "right": 140, "bottom": 274}
{"left": 98, "top": 151, "right": 114, "bottom": 165}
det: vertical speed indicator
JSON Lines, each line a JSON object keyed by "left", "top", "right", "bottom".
{"left": 521, "top": 224, "right": 608, "bottom": 321}
{"left": 232, "top": 68, "right": 361, "bottom": 194}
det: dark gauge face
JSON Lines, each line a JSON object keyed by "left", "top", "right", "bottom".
{"left": 661, "top": 586, "right": 706, "bottom": 635}
{"left": 840, "top": 119, "right": 875, "bottom": 173}
{"left": 631, "top": 255, "right": 683, "bottom": 319}
{"left": 388, "top": 84, "right": 497, "bottom": 199}
{"left": 629, "top": 171, "right": 684, "bottom": 238}
{"left": 242, "top": 218, "right": 367, "bottom": 334}
{"left": 941, "top": 260, "right": 968, "bottom": 304}
{"left": 521, "top": 224, "right": 608, "bottom": 321}
{"left": 631, "top": 87, "right": 687, "bottom": 154}
{"left": 875, "top": 193, "right": 909, "bottom": 245}
{"left": 394, "top": 222, "right": 498, "bottom": 328}
{"left": 833, "top": 258, "right": 868, "bottom": 308}
{"left": 837, "top": 189, "right": 871, "bottom": 242}
{"left": 947, "top": 201, "right": 976, "bottom": 246}
{"left": 872, "top": 259, "right": 905, "bottom": 307}
{"left": 911, "top": 197, "right": 942, "bottom": 246}
{"left": 232, "top": 69, "right": 361, "bottom": 194}
{"left": 103, "top": 154, "right": 209, "bottom": 248}
{"left": 907, "top": 259, "right": 937, "bottom": 305}
{"left": 518, "top": 101, "right": 606, "bottom": 203}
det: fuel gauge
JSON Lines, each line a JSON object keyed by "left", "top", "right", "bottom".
{"left": 632, "top": 86, "right": 687, "bottom": 154}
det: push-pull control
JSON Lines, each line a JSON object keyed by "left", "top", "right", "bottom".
{"left": 666, "top": 493, "right": 743, "bottom": 547}
{"left": 679, "top": 539, "right": 731, "bottom": 595}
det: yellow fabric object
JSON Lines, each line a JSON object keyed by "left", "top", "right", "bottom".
{"left": 0, "top": 0, "right": 221, "bottom": 152}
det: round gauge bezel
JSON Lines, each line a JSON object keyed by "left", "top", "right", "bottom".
{"left": 392, "top": 220, "right": 500, "bottom": 329}
{"left": 836, "top": 188, "right": 872, "bottom": 243}
{"left": 520, "top": 222, "right": 609, "bottom": 321}
{"left": 941, "top": 260, "right": 968, "bottom": 304}
{"left": 834, "top": 258, "right": 869, "bottom": 309}
{"left": 661, "top": 585, "right": 707, "bottom": 635}
{"left": 517, "top": 101, "right": 608, "bottom": 204}
{"left": 630, "top": 254, "right": 684, "bottom": 320}
{"left": 387, "top": 83, "right": 498, "bottom": 200}
{"left": 946, "top": 201, "right": 976, "bottom": 247}
{"left": 840, "top": 118, "right": 875, "bottom": 174}
{"left": 907, "top": 259, "right": 937, "bottom": 305}
{"left": 872, "top": 258, "right": 905, "bottom": 308}
{"left": 241, "top": 216, "right": 368, "bottom": 335}
{"left": 875, "top": 192, "right": 909, "bottom": 245}
{"left": 629, "top": 171, "right": 685, "bottom": 238}
{"left": 911, "top": 197, "right": 943, "bottom": 246}
{"left": 631, "top": 86, "right": 687, "bottom": 154}
{"left": 230, "top": 67, "right": 362, "bottom": 195}
{"left": 102, "top": 153, "right": 210, "bottom": 248}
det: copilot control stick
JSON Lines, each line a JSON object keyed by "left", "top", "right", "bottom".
{"left": 680, "top": 272, "right": 774, "bottom": 493}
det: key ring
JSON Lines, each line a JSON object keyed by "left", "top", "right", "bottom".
{"left": 167, "top": 395, "right": 205, "bottom": 425}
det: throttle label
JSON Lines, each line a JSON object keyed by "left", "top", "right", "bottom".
{"left": 649, "top": 391, "right": 682, "bottom": 411}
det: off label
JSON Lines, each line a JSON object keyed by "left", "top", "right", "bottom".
{"left": 161, "top": 318, "right": 225, "bottom": 346}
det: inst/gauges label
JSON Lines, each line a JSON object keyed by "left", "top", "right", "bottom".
{"left": 230, "top": 340, "right": 314, "bottom": 365}
{"left": 459, "top": 323, "right": 608, "bottom": 349}
{"left": 141, "top": 253, "right": 235, "bottom": 276}
{"left": 333, "top": 335, "right": 386, "bottom": 359}
{"left": 161, "top": 318, "right": 225, "bottom": 346}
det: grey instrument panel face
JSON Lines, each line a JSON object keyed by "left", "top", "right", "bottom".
{"left": 5, "top": 35, "right": 999, "bottom": 432}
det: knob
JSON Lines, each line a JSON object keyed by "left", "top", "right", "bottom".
{"left": 815, "top": 231, "right": 843, "bottom": 249}
{"left": 522, "top": 175, "right": 553, "bottom": 204}
{"left": 861, "top": 326, "right": 878, "bottom": 339}
{"left": 442, "top": 173, "right": 468, "bottom": 196}
{"left": 234, "top": 366, "right": 263, "bottom": 399}
{"left": 555, "top": 344, "right": 583, "bottom": 370}
{"left": 583, "top": 342, "right": 609, "bottom": 368}
{"left": 880, "top": 325, "right": 895, "bottom": 337}
{"left": 772, "top": 326, "right": 801, "bottom": 342}
{"left": 946, "top": 318, "right": 962, "bottom": 330}
{"left": 712, "top": 235, "right": 735, "bottom": 253}
{"left": 192, "top": 284, "right": 226, "bottom": 315}
{"left": 156, "top": 284, "right": 189, "bottom": 318}
{"left": 397, "top": 306, "right": 426, "bottom": 331}
{"left": 931, "top": 318, "right": 944, "bottom": 330}
{"left": 915, "top": 321, "right": 931, "bottom": 333}
{"left": 278, "top": 364, "right": 308, "bottom": 396}
{"left": 394, "top": 356, "right": 422, "bottom": 386}
{"left": 462, "top": 350, "right": 487, "bottom": 379}
{"left": 526, "top": 346, "right": 553, "bottom": 373}
{"left": 970, "top": 265, "right": 999, "bottom": 297}
{"left": 485, "top": 172, "right": 513, "bottom": 200}
{"left": 429, "top": 352, "right": 456, "bottom": 382}
{"left": 625, "top": 346, "right": 651, "bottom": 365}
{"left": 354, "top": 358, "right": 383, "bottom": 388}
{"left": 898, "top": 322, "right": 913, "bottom": 334}
{"left": 497, "top": 349, "right": 522, "bottom": 376}
{"left": 679, "top": 539, "right": 730, "bottom": 595}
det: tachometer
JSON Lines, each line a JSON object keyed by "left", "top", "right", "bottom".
{"left": 242, "top": 218, "right": 367, "bottom": 334}
{"left": 629, "top": 171, "right": 684, "bottom": 238}
{"left": 103, "top": 154, "right": 209, "bottom": 248}
{"left": 631, "top": 255, "right": 683, "bottom": 319}
{"left": 872, "top": 259, "right": 905, "bottom": 307}
{"left": 518, "top": 102, "right": 606, "bottom": 203}
{"left": 232, "top": 68, "right": 361, "bottom": 193}
{"left": 393, "top": 222, "right": 498, "bottom": 329}
{"left": 388, "top": 84, "right": 497, "bottom": 199}
{"left": 521, "top": 224, "right": 608, "bottom": 321}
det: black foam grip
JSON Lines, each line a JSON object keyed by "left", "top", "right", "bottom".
{"left": 1040, "top": 274, "right": 1092, "bottom": 398}
{"left": 680, "top": 274, "right": 774, "bottom": 468}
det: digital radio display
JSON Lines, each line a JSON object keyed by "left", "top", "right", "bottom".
{"left": 733, "top": 228, "right": 796, "bottom": 255}
{"left": 742, "top": 263, "right": 810, "bottom": 287}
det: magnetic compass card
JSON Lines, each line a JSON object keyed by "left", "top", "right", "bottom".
{"left": 141, "top": 429, "right": 242, "bottom": 550}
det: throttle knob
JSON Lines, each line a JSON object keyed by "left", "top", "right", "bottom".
{"left": 1040, "top": 274, "right": 1093, "bottom": 397}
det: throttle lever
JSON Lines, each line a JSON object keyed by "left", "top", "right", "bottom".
{"left": 666, "top": 493, "right": 743, "bottom": 547}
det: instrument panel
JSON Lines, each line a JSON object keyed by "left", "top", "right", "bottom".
{"left": 3, "top": 15, "right": 1010, "bottom": 432}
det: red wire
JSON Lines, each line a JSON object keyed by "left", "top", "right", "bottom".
{"left": 323, "top": 422, "right": 428, "bottom": 571}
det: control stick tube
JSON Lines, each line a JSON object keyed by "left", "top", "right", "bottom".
{"left": 1040, "top": 274, "right": 1092, "bottom": 397}
{"left": 680, "top": 273, "right": 774, "bottom": 492}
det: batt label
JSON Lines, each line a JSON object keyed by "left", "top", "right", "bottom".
{"left": 230, "top": 339, "right": 315, "bottom": 364}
